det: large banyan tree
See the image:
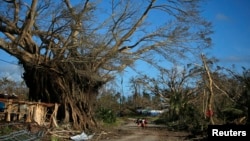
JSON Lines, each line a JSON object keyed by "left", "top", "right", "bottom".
{"left": 0, "top": 0, "right": 212, "bottom": 130}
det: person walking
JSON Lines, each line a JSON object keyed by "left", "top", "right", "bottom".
{"left": 135, "top": 118, "right": 142, "bottom": 127}
{"left": 141, "top": 118, "right": 147, "bottom": 128}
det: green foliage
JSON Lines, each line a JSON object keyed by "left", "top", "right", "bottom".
{"left": 222, "top": 108, "right": 243, "bottom": 116}
{"left": 153, "top": 116, "right": 167, "bottom": 125}
{"left": 50, "top": 136, "right": 60, "bottom": 141}
{"left": 96, "top": 108, "right": 116, "bottom": 124}
{"left": 219, "top": 105, "right": 245, "bottom": 123}
{"left": 0, "top": 126, "right": 12, "bottom": 135}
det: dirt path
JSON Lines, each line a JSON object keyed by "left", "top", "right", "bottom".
{"left": 96, "top": 119, "right": 191, "bottom": 141}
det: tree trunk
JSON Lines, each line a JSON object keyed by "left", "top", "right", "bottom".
{"left": 201, "top": 54, "right": 215, "bottom": 125}
{"left": 22, "top": 63, "right": 99, "bottom": 130}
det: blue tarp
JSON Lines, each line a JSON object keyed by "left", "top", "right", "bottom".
{"left": 0, "top": 102, "right": 5, "bottom": 112}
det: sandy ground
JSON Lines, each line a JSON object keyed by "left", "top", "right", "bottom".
{"left": 0, "top": 119, "right": 199, "bottom": 141}
{"left": 94, "top": 120, "right": 191, "bottom": 141}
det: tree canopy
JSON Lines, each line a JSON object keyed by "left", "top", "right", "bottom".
{"left": 0, "top": 0, "right": 212, "bottom": 130}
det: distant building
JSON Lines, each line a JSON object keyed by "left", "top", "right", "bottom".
{"left": 136, "top": 108, "right": 167, "bottom": 116}
{"left": 148, "top": 110, "right": 164, "bottom": 116}
{"left": 0, "top": 93, "right": 18, "bottom": 99}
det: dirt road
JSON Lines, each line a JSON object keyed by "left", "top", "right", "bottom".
{"left": 96, "top": 119, "right": 191, "bottom": 141}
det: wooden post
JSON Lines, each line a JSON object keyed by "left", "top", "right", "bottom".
{"left": 17, "top": 103, "right": 21, "bottom": 120}
{"left": 26, "top": 102, "right": 33, "bottom": 123}
{"left": 33, "top": 103, "right": 46, "bottom": 125}
{"left": 6, "top": 99, "right": 12, "bottom": 122}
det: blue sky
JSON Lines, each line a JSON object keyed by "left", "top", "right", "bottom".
{"left": 118, "top": 0, "right": 250, "bottom": 95}
{"left": 0, "top": 0, "right": 249, "bottom": 91}
{"left": 203, "top": 0, "right": 250, "bottom": 69}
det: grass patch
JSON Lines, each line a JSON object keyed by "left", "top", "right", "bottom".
{"left": 0, "top": 126, "right": 13, "bottom": 136}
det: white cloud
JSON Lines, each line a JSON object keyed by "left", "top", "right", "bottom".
{"left": 218, "top": 55, "right": 250, "bottom": 70}
{"left": 223, "top": 55, "right": 250, "bottom": 63}
{"left": 216, "top": 13, "right": 229, "bottom": 21}
{"left": 0, "top": 64, "right": 24, "bottom": 82}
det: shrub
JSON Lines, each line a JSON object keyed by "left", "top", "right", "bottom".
{"left": 96, "top": 108, "right": 116, "bottom": 124}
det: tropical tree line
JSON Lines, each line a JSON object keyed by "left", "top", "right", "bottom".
{"left": 96, "top": 58, "right": 249, "bottom": 132}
